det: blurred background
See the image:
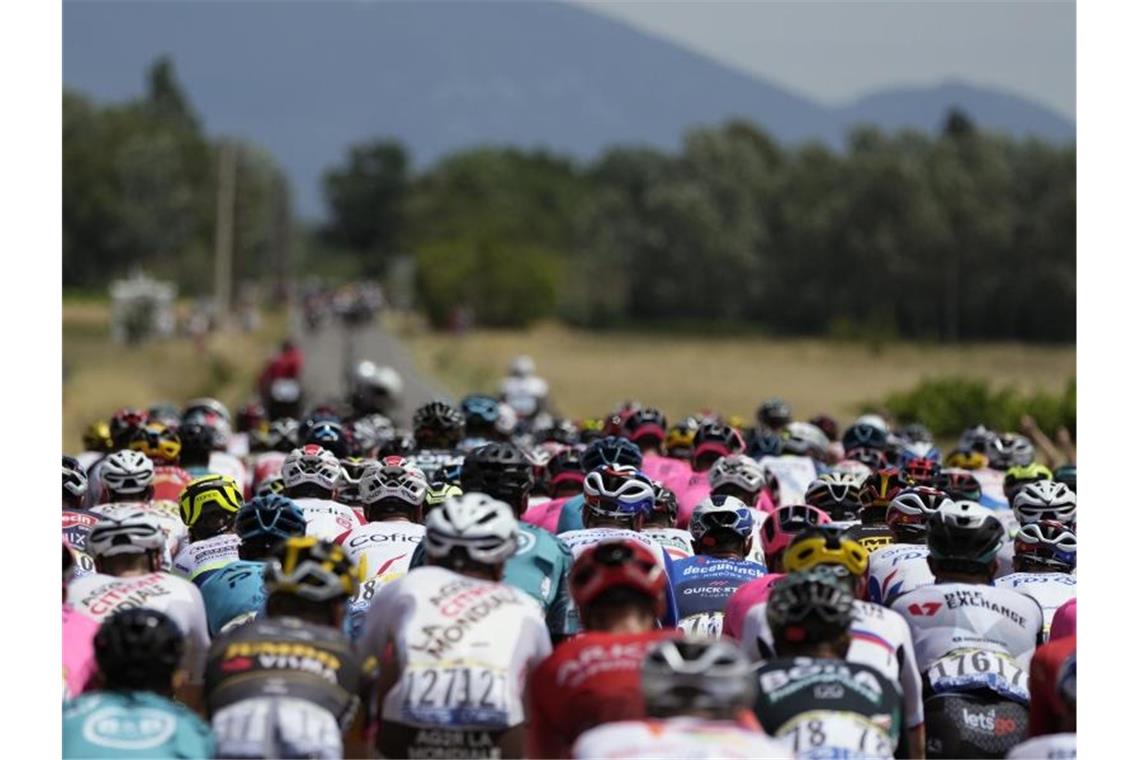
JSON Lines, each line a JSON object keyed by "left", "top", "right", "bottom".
{"left": 61, "top": 0, "right": 1075, "bottom": 446}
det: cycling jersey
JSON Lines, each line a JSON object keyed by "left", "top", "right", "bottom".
{"left": 500, "top": 375, "right": 548, "bottom": 418}
{"left": 152, "top": 465, "right": 192, "bottom": 503}
{"left": 205, "top": 616, "right": 360, "bottom": 759}
{"left": 67, "top": 572, "right": 211, "bottom": 683}
{"left": 721, "top": 573, "right": 783, "bottom": 641}
{"left": 526, "top": 630, "right": 679, "bottom": 758}
{"left": 62, "top": 603, "right": 99, "bottom": 700}
{"left": 572, "top": 716, "right": 790, "bottom": 759}
{"left": 639, "top": 452, "right": 695, "bottom": 498}
{"left": 1007, "top": 733, "right": 1076, "bottom": 759}
{"left": 198, "top": 559, "right": 267, "bottom": 637}
{"left": 973, "top": 468, "right": 1008, "bottom": 508}
{"left": 172, "top": 533, "right": 240, "bottom": 584}
{"left": 866, "top": 544, "right": 935, "bottom": 606}
{"left": 742, "top": 598, "right": 924, "bottom": 730}
{"left": 208, "top": 450, "right": 247, "bottom": 487}
{"left": 336, "top": 520, "right": 424, "bottom": 640}
{"left": 641, "top": 527, "right": 694, "bottom": 561}
{"left": 752, "top": 657, "right": 906, "bottom": 759}
{"left": 891, "top": 582, "right": 1045, "bottom": 704}
{"left": 250, "top": 452, "right": 287, "bottom": 490}
{"left": 994, "top": 573, "right": 1076, "bottom": 639}
{"left": 1028, "top": 634, "right": 1076, "bottom": 737}
{"left": 671, "top": 555, "right": 766, "bottom": 638}
{"left": 757, "top": 454, "right": 820, "bottom": 506}
{"left": 63, "top": 690, "right": 215, "bottom": 759}
{"left": 521, "top": 495, "right": 571, "bottom": 533}
{"left": 292, "top": 496, "right": 363, "bottom": 542}
{"left": 673, "top": 472, "right": 711, "bottom": 529}
{"left": 62, "top": 509, "right": 101, "bottom": 578}
{"left": 405, "top": 449, "right": 465, "bottom": 485}
{"left": 357, "top": 565, "right": 551, "bottom": 758}
{"left": 846, "top": 523, "right": 895, "bottom": 554}
{"left": 557, "top": 527, "right": 680, "bottom": 626}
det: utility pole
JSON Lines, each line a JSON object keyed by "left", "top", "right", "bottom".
{"left": 213, "top": 140, "right": 238, "bottom": 327}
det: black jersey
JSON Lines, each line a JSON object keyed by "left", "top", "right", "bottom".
{"left": 204, "top": 616, "right": 361, "bottom": 725}
{"left": 753, "top": 656, "right": 907, "bottom": 759}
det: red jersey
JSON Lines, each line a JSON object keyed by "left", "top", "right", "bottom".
{"left": 152, "top": 465, "right": 192, "bottom": 503}
{"left": 258, "top": 347, "right": 304, "bottom": 395}
{"left": 526, "top": 630, "right": 679, "bottom": 758}
{"left": 1028, "top": 633, "right": 1076, "bottom": 737}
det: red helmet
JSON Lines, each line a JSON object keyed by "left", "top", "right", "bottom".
{"left": 867, "top": 467, "right": 908, "bottom": 509}
{"left": 903, "top": 458, "right": 941, "bottom": 488}
{"left": 759, "top": 504, "right": 832, "bottom": 559}
{"left": 570, "top": 539, "right": 667, "bottom": 618}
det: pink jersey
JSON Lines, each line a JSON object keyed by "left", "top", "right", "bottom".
{"left": 721, "top": 573, "right": 784, "bottom": 641}
{"left": 639, "top": 453, "right": 693, "bottom": 493}
{"left": 62, "top": 604, "right": 99, "bottom": 700}
{"left": 1050, "top": 597, "right": 1076, "bottom": 640}
{"left": 522, "top": 496, "right": 571, "bottom": 533}
{"left": 674, "top": 473, "right": 712, "bottom": 529}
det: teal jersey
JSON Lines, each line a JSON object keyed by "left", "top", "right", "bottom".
{"left": 410, "top": 522, "right": 579, "bottom": 638}
{"left": 63, "top": 691, "right": 214, "bottom": 759}
{"left": 198, "top": 559, "right": 266, "bottom": 636}
{"left": 556, "top": 494, "right": 586, "bottom": 533}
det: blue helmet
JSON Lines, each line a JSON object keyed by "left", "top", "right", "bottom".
{"left": 460, "top": 394, "right": 501, "bottom": 426}
{"left": 747, "top": 431, "right": 784, "bottom": 459}
{"left": 583, "top": 436, "right": 643, "bottom": 471}
{"left": 235, "top": 494, "right": 307, "bottom": 543}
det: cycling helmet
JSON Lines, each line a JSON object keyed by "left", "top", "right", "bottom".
{"left": 235, "top": 494, "right": 307, "bottom": 544}
{"left": 100, "top": 450, "right": 156, "bottom": 497}
{"left": 263, "top": 536, "right": 363, "bottom": 603}
{"left": 809, "top": 415, "right": 839, "bottom": 442}
{"left": 304, "top": 420, "right": 351, "bottom": 460}
{"left": 83, "top": 420, "right": 113, "bottom": 453}
{"left": 899, "top": 422, "right": 934, "bottom": 445}
{"left": 747, "top": 430, "right": 784, "bottom": 459}
{"left": 708, "top": 454, "right": 766, "bottom": 498}
{"left": 582, "top": 436, "right": 643, "bottom": 471}
{"left": 460, "top": 394, "right": 501, "bottom": 430}
{"left": 886, "top": 487, "right": 953, "bottom": 543}
{"left": 424, "top": 481, "right": 463, "bottom": 510}
{"left": 570, "top": 539, "right": 667, "bottom": 618}
{"left": 934, "top": 468, "right": 983, "bottom": 502}
{"left": 767, "top": 568, "right": 855, "bottom": 644}
{"left": 533, "top": 417, "right": 579, "bottom": 446}
{"left": 377, "top": 430, "right": 417, "bottom": 458}
{"left": 830, "top": 459, "right": 873, "bottom": 480}
{"left": 689, "top": 495, "right": 754, "bottom": 547}
{"left": 412, "top": 401, "right": 465, "bottom": 449}
{"left": 804, "top": 474, "right": 871, "bottom": 521}
{"left": 691, "top": 422, "right": 745, "bottom": 471}
{"left": 1012, "top": 481, "right": 1076, "bottom": 526}
{"left": 509, "top": 355, "right": 536, "bottom": 377}
{"left": 176, "top": 422, "right": 217, "bottom": 458}
{"left": 150, "top": 402, "right": 182, "bottom": 426}
{"left": 866, "top": 467, "right": 909, "bottom": 510}
{"left": 128, "top": 422, "right": 182, "bottom": 464}
{"left": 1003, "top": 463, "right": 1054, "bottom": 504}
{"left": 756, "top": 398, "right": 792, "bottom": 430}
{"left": 926, "top": 501, "right": 1005, "bottom": 566}
{"left": 256, "top": 474, "right": 286, "bottom": 498}
{"left": 89, "top": 511, "right": 167, "bottom": 558}
{"left": 641, "top": 637, "right": 756, "bottom": 718}
{"left": 902, "top": 457, "right": 941, "bottom": 488}
{"left": 959, "top": 424, "right": 996, "bottom": 454}
{"left": 759, "top": 504, "right": 833, "bottom": 560}
{"left": 583, "top": 465, "right": 656, "bottom": 522}
{"left": 423, "top": 493, "right": 519, "bottom": 566}
{"left": 650, "top": 481, "right": 679, "bottom": 526}
{"left": 335, "top": 456, "right": 371, "bottom": 505}
{"left": 1053, "top": 464, "right": 1076, "bottom": 493}
{"left": 236, "top": 401, "right": 268, "bottom": 433}
{"left": 944, "top": 448, "right": 989, "bottom": 470}
{"left": 94, "top": 608, "right": 184, "bottom": 691}
{"left": 781, "top": 422, "right": 829, "bottom": 460}
{"left": 901, "top": 440, "right": 942, "bottom": 464}
{"left": 842, "top": 422, "right": 888, "bottom": 454}
{"left": 855, "top": 413, "right": 889, "bottom": 432}
{"left": 109, "top": 408, "right": 149, "bottom": 449}
{"left": 183, "top": 397, "right": 232, "bottom": 425}
{"left": 1013, "top": 520, "right": 1076, "bottom": 573}
{"left": 664, "top": 417, "right": 700, "bottom": 457}
{"left": 986, "top": 433, "right": 1035, "bottom": 471}
{"left": 546, "top": 448, "right": 586, "bottom": 494}
{"left": 63, "top": 455, "right": 88, "bottom": 502}
{"left": 460, "top": 442, "right": 536, "bottom": 505}
{"left": 783, "top": 525, "right": 870, "bottom": 576}
{"left": 623, "top": 408, "right": 667, "bottom": 447}
{"left": 345, "top": 419, "right": 381, "bottom": 459}
{"left": 358, "top": 458, "right": 428, "bottom": 511}
{"left": 281, "top": 444, "right": 343, "bottom": 492}
{"left": 844, "top": 446, "right": 889, "bottom": 470}
{"left": 179, "top": 474, "right": 244, "bottom": 528}
{"left": 182, "top": 407, "right": 232, "bottom": 450}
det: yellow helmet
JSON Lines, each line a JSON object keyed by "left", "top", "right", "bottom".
{"left": 784, "top": 526, "right": 870, "bottom": 576}
{"left": 264, "top": 536, "right": 364, "bottom": 602}
{"left": 945, "top": 449, "right": 989, "bottom": 470}
{"left": 425, "top": 481, "right": 463, "bottom": 509}
{"left": 83, "top": 420, "right": 113, "bottom": 453}
{"left": 129, "top": 422, "right": 182, "bottom": 464}
{"left": 179, "top": 474, "right": 244, "bottom": 527}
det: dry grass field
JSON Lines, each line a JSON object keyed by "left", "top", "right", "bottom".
{"left": 397, "top": 318, "right": 1075, "bottom": 425}
{"left": 62, "top": 301, "right": 286, "bottom": 450}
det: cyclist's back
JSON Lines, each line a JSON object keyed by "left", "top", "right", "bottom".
{"left": 866, "top": 542, "right": 935, "bottom": 605}
{"left": 573, "top": 715, "right": 785, "bottom": 759}
{"left": 994, "top": 571, "right": 1076, "bottom": 639}
{"left": 64, "top": 691, "right": 213, "bottom": 758}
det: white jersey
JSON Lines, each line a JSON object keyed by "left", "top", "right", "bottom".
{"left": 91, "top": 500, "right": 187, "bottom": 571}
{"left": 994, "top": 572, "right": 1076, "bottom": 639}
{"left": 1006, "top": 733, "right": 1077, "bottom": 759}
{"left": 890, "top": 582, "right": 1044, "bottom": 703}
{"left": 76, "top": 450, "right": 102, "bottom": 473}
{"left": 866, "top": 544, "right": 935, "bottom": 605}
{"left": 757, "top": 454, "right": 818, "bottom": 505}
{"left": 499, "top": 375, "right": 548, "bottom": 418}
{"left": 557, "top": 527, "right": 673, "bottom": 570}
{"left": 67, "top": 571, "right": 210, "bottom": 682}
{"left": 212, "top": 697, "right": 342, "bottom": 759}
{"left": 573, "top": 717, "right": 791, "bottom": 759}
{"left": 356, "top": 565, "right": 551, "bottom": 729}
{"left": 292, "top": 497, "right": 362, "bottom": 541}
{"left": 740, "top": 599, "right": 924, "bottom": 730}
{"left": 172, "top": 534, "right": 241, "bottom": 581}
{"left": 641, "top": 527, "right": 694, "bottom": 561}
{"left": 208, "top": 450, "right": 248, "bottom": 487}
{"left": 337, "top": 521, "right": 424, "bottom": 580}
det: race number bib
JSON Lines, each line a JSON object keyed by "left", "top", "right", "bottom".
{"left": 926, "top": 649, "right": 1028, "bottom": 704}
{"left": 401, "top": 662, "right": 511, "bottom": 728}
{"left": 776, "top": 710, "right": 894, "bottom": 759}
{"left": 213, "top": 698, "right": 344, "bottom": 759}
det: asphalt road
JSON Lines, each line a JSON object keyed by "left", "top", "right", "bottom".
{"left": 297, "top": 316, "right": 449, "bottom": 428}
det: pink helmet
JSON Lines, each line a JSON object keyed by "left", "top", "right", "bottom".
{"left": 1050, "top": 597, "right": 1076, "bottom": 640}
{"left": 759, "top": 504, "right": 832, "bottom": 559}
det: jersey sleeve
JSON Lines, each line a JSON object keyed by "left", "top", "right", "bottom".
{"left": 546, "top": 537, "right": 581, "bottom": 639}
{"left": 658, "top": 547, "right": 679, "bottom": 628}
{"left": 555, "top": 496, "right": 585, "bottom": 534}
{"left": 354, "top": 579, "right": 401, "bottom": 680}
{"left": 892, "top": 613, "right": 925, "bottom": 729}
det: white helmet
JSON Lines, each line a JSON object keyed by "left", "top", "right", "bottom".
{"left": 830, "top": 459, "right": 873, "bottom": 480}
{"left": 855, "top": 414, "right": 889, "bottom": 433}
{"left": 641, "top": 637, "right": 756, "bottom": 716}
{"left": 1012, "top": 481, "right": 1076, "bottom": 526}
{"left": 987, "top": 433, "right": 1036, "bottom": 470}
{"left": 509, "top": 355, "right": 535, "bottom": 377}
{"left": 100, "top": 450, "right": 156, "bottom": 496}
{"left": 689, "top": 494, "right": 755, "bottom": 542}
{"left": 281, "top": 445, "right": 343, "bottom": 492}
{"left": 781, "top": 421, "right": 829, "bottom": 460}
{"left": 357, "top": 459, "right": 428, "bottom": 507}
{"left": 89, "top": 511, "right": 167, "bottom": 558}
{"left": 708, "top": 454, "right": 766, "bottom": 494}
{"left": 423, "top": 493, "right": 518, "bottom": 566}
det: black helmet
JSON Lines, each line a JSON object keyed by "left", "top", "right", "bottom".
{"left": 94, "top": 608, "right": 185, "bottom": 692}
{"left": 756, "top": 398, "right": 792, "bottom": 430}
{"left": 926, "top": 501, "right": 1005, "bottom": 567}
{"left": 460, "top": 443, "right": 534, "bottom": 505}
{"left": 766, "top": 568, "right": 855, "bottom": 644}
{"left": 304, "top": 420, "right": 350, "bottom": 459}
{"left": 582, "top": 436, "right": 643, "bottom": 471}
{"left": 747, "top": 430, "right": 784, "bottom": 459}
{"left": 1053, "top": 464, "right": 1077, "bottom": 493}
{"left": 176, "top": 421, "right": 217, "bottom": 457}
{"left": 622, "top": 408, "right": 668, "bottom": 446}
{"left": 651, "top": 481, "right": 679, "bottom": 526}
{"left": 842, "top": 423, "right": 888, "bottom": 453}
{"left": 413, "top": 401, "right": 465, "bottom": 449}
{"left": 378, "top": 430, "right": 417, "bottom": 458}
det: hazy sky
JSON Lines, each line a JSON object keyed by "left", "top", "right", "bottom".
{"left": 573, "top": 1, "right": 1075, "bottom": 118}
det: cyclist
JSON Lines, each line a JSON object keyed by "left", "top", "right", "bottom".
{"left": 672, "top": 495, "right": 767, "bottom": 637}
{"left": 572, "top": 637, "right": 789, "bottom": 759}
{"left": 1002, "top": 463, "right": 1053, "bottom": 505}
{"left": 994, "top": 520, "right": 1076, "bottom": 638}
{"left": 555, "top": 435, "right": 644, "bottom": 533}
{"left": 62, "top": 542, "right": 99, "bottom": 700}
{"left": 626, "top": 408, "right": 692, "bottom": 497}
{"left": 63, "top": 456, "right": 101, "bottom": 577}
{"left": 82, "top": 408, "right": 148, "bottom": 507}
{"left": 639, "top": 481, "right": 695, "bottom": 561}
{"left": 1026, "top": 624, "right": 1076, "bottom": 739}
{"left": 176, "top": 421, "right": 218, "bottom": 477}
{"left": 458, "top": 393, "right": 504, "bottom": 451}
{"left": 281, "top": 444, "right": 362, "bottom": 540}
{"left": 204, "top": 537, "right": 365, "bottom": 758}
{"left": 891, "top": 501, "right": 1044, "bottom": 758}
{"left": 128, "top": 421, "right": 193, "bottom": 503}
{"left": 866, "top": 487, "right": 952, "bottom": 605}
{"left": 78, "top": 418, "right": 113, "bottom": 472}
{"left": 1011, "top": 480, "right": 1076, "bottom": 526}
{"left": 708, "top": 453, "right": 776, "bottom": 513}
{"left": 1053, "top": 464, "right": 1076, "bottom": 493}
{"left": 664, "top": 416, "right": 700, "bottom": 460}
{"left": 173, "top": 474, "right": 244, "bottom": 582}
{"left": 804, "top": 472, "right": 870, "bottom": 525}
{"left": 752, "top": 569, "right": 909, "bottom": 758}
{"left": 756, "top": 426, "right": 820, "bottom": 507}
{"left": 333, "top": 455, "right": 370, "bottom": 511}
{"left": 357, "top": 493, "right": 551, "bottom": 759}
{"left": 521, "top": 447, "right": 586, "bottom": 531}
{"left": 527, "top": 539, "right": 677, "bottom": 757}
{"left": 349, "top": 360, "right": 402, "bottom": 418}
{"left": 63, "top": 609, "right": 214, "bottom": 758}
{"left": 198, "top": 494, "right": 308, "bottom": 636}
{"left": 756, "top": 398, "right": 792, "bottom": 434}
{"left": 499, "top": 354, "right": 550, "bottom": 421}
{"left": 92, "top": 449, "right": 186, "bottom": 569}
